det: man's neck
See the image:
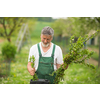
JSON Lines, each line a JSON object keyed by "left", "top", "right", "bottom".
{"left": 41, "top": 42, "right": 52, "bottom": 52}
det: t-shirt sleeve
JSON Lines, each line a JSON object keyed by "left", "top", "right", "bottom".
{"left": 28, "top": 47, "right": 33, "bottom": 62}
{"left": 56, "top": 46, "right": 63, "bottom": 64}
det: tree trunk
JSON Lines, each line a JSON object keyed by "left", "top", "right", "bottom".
{"left": 98, "top": 36, "right": 100, "bottom": 68}
{"left": 7, "top": 38, "right": 11, "bottom": 42}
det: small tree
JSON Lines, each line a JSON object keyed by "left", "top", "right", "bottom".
{"left": 0, "top": 17, "right": 36, "bottom": 42}
{"left": 2, "top": 42, "right": 16, "bottom": 60}
{"left": 1, "top": 42, "right": 17, "bottom": 76}
{"left": 51, "top": 18, "right": 67, "bottom": 41}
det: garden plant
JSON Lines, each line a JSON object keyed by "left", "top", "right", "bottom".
{"left": 0, "top": 42, "right": 16, "bottom": 76}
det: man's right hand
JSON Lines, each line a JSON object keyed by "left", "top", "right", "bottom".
{"left": 27, "top": 62, "right": 35, "bottom": 76}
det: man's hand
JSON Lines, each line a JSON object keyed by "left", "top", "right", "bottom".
{"left": 27, "top": 62, "right": 35, "bottom": 76}
{"left": 56, "top": 63, "right": 68, "bottom": 70}
{"left": 28, "top": 67, "right": 35, "bottom": 76}
{"left": 56, "top": 64, "right": 61, "bottom": 69}
{"left": 62, "top": 63, "right": 68, "bottom": 69}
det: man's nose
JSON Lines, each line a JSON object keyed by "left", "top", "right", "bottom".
{"left": 44, "top": 39, "right": 47, "bottom": 43}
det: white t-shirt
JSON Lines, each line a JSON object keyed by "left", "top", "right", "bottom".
{"left": 28, "top": 42, "right": 63, "bottom": 71}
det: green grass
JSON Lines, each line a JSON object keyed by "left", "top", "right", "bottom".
{"left": 87, "top": 44, "right": 99, "bottom": 61}
{"left": 59, "top": 64, "right": 99, "bottom": 84}
{"left": 91, "top": 52, "right": 99, "bottom": 61}
{"left": 0, "top": 21, "right": 100, "bottom": 84}
{"left": 88, "top": 45, "right": 99, "bottom": 49}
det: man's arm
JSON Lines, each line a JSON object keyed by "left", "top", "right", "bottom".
{"left": 56, "top": 64, "right": 61, "bottom": 69}
{"left": 27, "top": 62, "right": 35, "bottom": 76}
{"left": 56, "top": 63, "right": 68, "bottom": 69}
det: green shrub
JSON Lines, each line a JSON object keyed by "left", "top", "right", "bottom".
{"left": 1, "top": 42, "right": 17, "bottom": 60}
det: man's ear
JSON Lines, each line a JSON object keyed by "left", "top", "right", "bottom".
{"left": 51, "top": 37, "right": 53, "bottom": 41}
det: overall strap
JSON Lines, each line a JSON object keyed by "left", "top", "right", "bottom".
{"left": 51, "top": 44, "right": 56, "bottom": 58}
{"left": 37, "top": 43, "right": 42, "bottom": 58}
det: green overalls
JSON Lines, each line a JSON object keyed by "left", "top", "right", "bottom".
{"left": 36, "top": 43, "right": 56, "bottom": 84}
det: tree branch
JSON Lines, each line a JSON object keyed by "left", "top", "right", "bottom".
{"left": 0, "top": 32, "right": 4, "bottom": 37}
{"left": 2, "top": 18, "right": 7, "bottom": 36}
{"left": 8, "top": 19, "right": 17, "bottom": 36}
{"left": 8, "top": 18, "right": 24, "bottom": 36}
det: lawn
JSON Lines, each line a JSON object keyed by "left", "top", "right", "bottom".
{"left": 59, "top": 64, "right": 99, "bottom": 84}
{"left": 0, "top": 21, "right": 100, "bottom": 84}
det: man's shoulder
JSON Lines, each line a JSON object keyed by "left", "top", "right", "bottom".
{"left": 54, "top": 44, "right": 61, "bottom": 50}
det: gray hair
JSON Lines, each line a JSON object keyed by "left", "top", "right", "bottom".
{"left": 41, "top": 26, "right": 54, "bottom": 37}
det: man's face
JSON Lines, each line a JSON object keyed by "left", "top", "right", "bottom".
{"left": 40, "top": 34, "right": 53, "bottom": 47}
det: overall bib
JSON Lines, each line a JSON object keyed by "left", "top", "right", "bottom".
{"left": 36, "top": 43, "right": 56, "bottom": 84}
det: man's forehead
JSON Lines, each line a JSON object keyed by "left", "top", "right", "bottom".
{"left": 41, "top": 34, "right": 52, "bottom": 38}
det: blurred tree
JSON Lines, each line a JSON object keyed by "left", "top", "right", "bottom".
{"left": 51, "top": 18, "right": 67, "bottom": 41}
{"left": 35, "top": 17, "right": 54, "bottom": 22}
{"left": 52, "top": 17, "right": 100, "bottom": 67}
{"left": 52, "top": 17, "right": 91, "bottom": 37}
{"left": 51, "top": 17, "right": 83, "bottom": 38}
{"left": 78, "top": 17, "right": 100, "bottom": 68}
{"left": 68, "top": 17, "right": 100, "bottom": 68}
{"left": 92, "top": 17, "right": 100, "bottom": 68}
{"left": 69, "top": 17, "right": 88, "bottom": 36}
{"left": 0, "top": 17, "right": 36, "bottom": 42}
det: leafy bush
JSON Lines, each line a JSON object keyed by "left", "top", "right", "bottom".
{"left": 52, "top": 31, "right": 99, "bottom": 84}
{"left": 1, "top": 42, "right": 17, "bottom": 60}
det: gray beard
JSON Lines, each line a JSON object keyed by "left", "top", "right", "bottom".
{"left": 41, "top": 42, "right": 50, "bottom": 47}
